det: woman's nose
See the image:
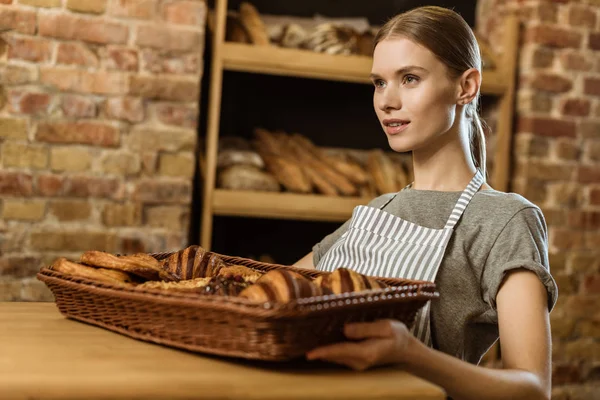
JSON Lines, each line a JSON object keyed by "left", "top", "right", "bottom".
{"left": 378, "top": 88, "right": 402, "bottom": 112}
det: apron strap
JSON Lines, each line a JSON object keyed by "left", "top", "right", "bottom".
{"left": 444, "top": 170, "right": 485, "bottom": 230}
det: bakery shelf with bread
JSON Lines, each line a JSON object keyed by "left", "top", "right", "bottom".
{"left": 200, "top": 0, "right": 519, "bottom": 251}
{"left": 38, "top": 246, "right": 437, "bottom": 361}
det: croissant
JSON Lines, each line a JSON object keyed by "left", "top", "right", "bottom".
{"left": 161, "top": 246, "right": 225, "bottom": 280}
{"left": 239, "top": 269, "right": 324, "bottom": 303}
{"left": 313, "top": 268, "right": 387, "bottom": 294}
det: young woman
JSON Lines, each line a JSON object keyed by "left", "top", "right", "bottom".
{"left": 294, "top": 6, "right": 557, "bottom": 400}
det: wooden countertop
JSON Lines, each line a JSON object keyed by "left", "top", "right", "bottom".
{"left": 1, "top": 302, "right": 445, "bottom": 400}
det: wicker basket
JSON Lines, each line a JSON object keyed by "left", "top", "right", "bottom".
{"left": 37, "top": 252, "right": 438, "bottom": 361}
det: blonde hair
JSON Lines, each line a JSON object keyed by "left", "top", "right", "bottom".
{"left": 374, "top": 6, "right": 487, "bottom": 178}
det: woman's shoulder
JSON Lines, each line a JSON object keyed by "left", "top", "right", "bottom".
{"left": 472, "top": 189, "right": 545, "bottom": 223}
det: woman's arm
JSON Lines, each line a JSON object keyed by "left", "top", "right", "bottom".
{"left": 306, "top": 269, "right": 551, "bottom": 400}
{"left": 293, "top": 252, "right": 316, "bottom": 269}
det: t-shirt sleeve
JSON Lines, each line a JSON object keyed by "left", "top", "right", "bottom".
{"left": 312, "top": 193, "right": 396, "bottom": 267}
{"left": 481, "top": 206, "right": 558, "bottom": 312}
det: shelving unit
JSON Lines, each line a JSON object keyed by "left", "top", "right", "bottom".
{"left": 200, "top": 0, "right": 520, "bottom": 250}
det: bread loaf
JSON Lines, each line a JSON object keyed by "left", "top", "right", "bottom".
{"left": 239, "top": 2, "right": 270, "bottom": 45}
{"left": 239, "top": 269, "right": 324, "bottom": 303}
{"left": 367, "top": 149, "right": 398, "bottom": 195}
{"left": 313, "top": 268, "right": 387, "bottom": 294}
{"left": 218, "top": 165, "right": 280, "bottom": 192}
{"left": 217, "top": 149, "right": 264, "bottom": 169}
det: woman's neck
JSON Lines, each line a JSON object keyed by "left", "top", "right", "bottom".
{"left": 410, "top": 121, "right": 478, "bottom": 192}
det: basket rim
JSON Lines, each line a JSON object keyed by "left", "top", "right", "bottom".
{"left": 38, "top": 267, "right": 439, "bottom": 319}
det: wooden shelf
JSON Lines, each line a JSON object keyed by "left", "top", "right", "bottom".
{"left": 222, "top": 42, "right": 508, "bottom": 95}
{"left": 212, "top": 189, "right": 370, "bottom": 222}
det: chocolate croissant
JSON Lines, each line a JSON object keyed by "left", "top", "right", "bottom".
{"left": 313, "top": 268, "right": 387, "bottom": 294}
{"left": 239, "top": 269, "right": 324, "bottom": 303}
{"left": 161, "top": 246, "right": 224, "bottom": 280}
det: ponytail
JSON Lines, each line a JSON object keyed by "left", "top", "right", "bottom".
{"left": 468, "top": 101, "right": 487, "bottom": 180}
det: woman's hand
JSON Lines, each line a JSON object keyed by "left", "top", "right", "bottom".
{"left": 306, "top": 319, "right": 415, "bottom": 371}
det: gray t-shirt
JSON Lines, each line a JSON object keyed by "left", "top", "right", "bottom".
{"left": 312, "top": 189, "right": 558, "bottom": 365}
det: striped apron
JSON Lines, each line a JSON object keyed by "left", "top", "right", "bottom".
{"left": 316, "top": 171, "right": 484, "bottom": 346}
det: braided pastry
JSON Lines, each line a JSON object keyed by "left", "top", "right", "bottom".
{"left": 80, "top": 251, "right": 176, "bottom": 281}
{"left": 304, "top": 23, "right": 358, "bottom": 55}
{"left": 161, "top": 246, "right": 225, "bottom": 280}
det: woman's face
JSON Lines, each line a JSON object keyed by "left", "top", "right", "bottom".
{"left": 371, "top": 37, "right": 460, "bottom": 153}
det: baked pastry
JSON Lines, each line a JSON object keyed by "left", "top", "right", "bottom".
{"left": 313, "top": 268, "right": 387, "bottom": 294}
{"left": 51, "top": 257, "right": 134, "bottom": 286}
{"left": 218, "top": 165, "right": 280, "bottom": 192}
{"left": 239, "top": 269, "right": 324, "bottom": 303}
{"left": 201, "top": 276, "right": 252, "bottom": 296}
{"left": 136, "top": 277, "right": 212, "bottom": 291}
{"left": 80, "top": 251, "right": 176, "bottom": 281}
{"left": 303, "top": 23, "right": 358, "bottom": 55}
{"left": 161, "top": 246, "right": 225, "bottom": 280}
{"left": 239, "top": 2, "right": 270, "bottom": 45}
{"left": 367, "top": 149, "right": 398, "bottom": 195}
{"left": 226, "top": 14, "right": 251, "bottom": 44}
{"left": 217, "top": 264, "right": 263, "bottom": 283}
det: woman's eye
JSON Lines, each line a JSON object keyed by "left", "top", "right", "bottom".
{"left": 403, "top": 75, "right": 419, "bottom": 84}
{"left": 373, "top": 80, "right": 386, "bottom": 89}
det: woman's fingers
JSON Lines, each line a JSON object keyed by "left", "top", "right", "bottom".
{"left": 306, "top": 342, "right": 358, "bottom": 360}
{"left": 343, "top": 319, "right": 396, "bottom": 340}
{"left": 306, "top": 342, "right": 375, "bottom": 371}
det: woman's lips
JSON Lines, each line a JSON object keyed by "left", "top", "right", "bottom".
{"left": 384, "top": 121, "right": 410, "bottom": 135}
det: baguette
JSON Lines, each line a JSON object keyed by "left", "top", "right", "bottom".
{"left": 239, "top": 2, "right": 270, "bottom": 46}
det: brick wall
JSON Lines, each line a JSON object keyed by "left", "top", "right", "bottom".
{"left": 0, "top": 0, "right": 206, "bottom": 301}
{"left": 477, "top": 0, "right": 600, "bottom": 397}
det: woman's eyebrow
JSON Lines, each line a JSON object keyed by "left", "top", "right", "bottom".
{"left": 369, "top": 65, "right": 429, "bottom": 80}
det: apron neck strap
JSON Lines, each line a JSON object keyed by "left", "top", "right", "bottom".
{"left": 444, "top": 170, "right": 485, "bottom": 230}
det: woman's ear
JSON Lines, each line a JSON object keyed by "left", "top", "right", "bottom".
{"left": 456, "top": 68, "right": 481, "bottom": 105}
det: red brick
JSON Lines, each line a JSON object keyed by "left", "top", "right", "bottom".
{"left": 64, "top": 176, "right": 123, "bottom": 199}
{"left": 536, "top": 3, "right": 558, "bottom": 23}
{"left": 568, "top": 252, "right": 599, "bottom": 274}
{"left": 0, "top": 256, "right": 42, "bottom": 278}
{"left": 578, "top": 165, "right": 600, "bottom": 183}
{"left": 36, "top": 174, "right": 63, "bottom": 196}
{"left": 589, "top": 33, "right": 600, "bottom": 51}
{"left": 581, "top": 274, "right": 600, "bottom": 294}
{"left": 580, "top": 121, "right": 600, "bottom": 139}
{"left": 141, "top": 50, "right": 200, "bottom": 74}
{"left": 134, "top": 179, "right": 192, "bottom": 204}
{"left": 0, "top": 171, "right": 33, "bottom": 196}
{"left": 135, "top": 25, "right": 202, "bottom": 51}
{"left": 56, "top": 42, "right": 99, "bottom": 67}
{"left": 61, "top": 95, "right": 97, "bottom": 118}
{"left": 104, "top": 97, "right": 144, "bottom": 123}
{"left": 36, "top": 121, "right": 120, "bottom": 147}
{"left": 30, "top": 230, "right": 118, "bottom": 252}
{"left": 19, "top": 0, "right": 61, "bottom": 6}
{"left": 102, "top": 47, "right": 138, "bottom": 71}
{"left": 590, "top": 188, "right": 600, "bottom": 206}
{"left": 559, "top": 51, "right": 593, "bottom": 71}
{"left": 8, "top": 90, "right": 52, "bottom": 115}
{"left": 66, "top": 0, "right": 107, "bottom": 14}
{"left": 129, "top": 76, "right": 199, "bottom": 101}
{"left": 141, "top": 152, "right": 157, "bottom": 174}
{"left": 587, "top": 232, "right": 600, "bottom": 249}
{"left": 39, "top": 13, "right": 128, "bottom": 44}
{"left": 517, "top": 117, "right": 576, "bottom": 138}
{"left": 109, "top": 0, "right": 157, "bottom": 20}
{"left": 154, "top": 104, "right": 197, "bottom": 128}
{"left": 0, "top": 64, "right": 37, "bottom": 85}
{"left": 162, "top": 0, "right": 206, "bottom": 26}
{"left": 587, "top": 140, "right": 600, "bottom": 162}
{"left": 6, "top": 36, "right": 53, "bottom": 62}
{"left": 568, "top": 211, "right": 600, "bottom": 230}
{"left": 531, "top": 73, "right": 572, "bottom": 93}
{"left": 550, "top": 228, "right": 585, "bottom": 250}
{"left": 0, "top": 8, "right": 36, "bottom": 34}
{"left": 525, "top": 25, "right": 582, "bottom": 49}
{"left": 569, "top": 6, "right": 597, "bottom": 28}
{"left": 0, "top": 0, "right": 12, "bottom": 3}
{"left": 126, "top": 128, "right": 196, "bottom": 152}
{"left": 531, "top": 47, "right": 554, "bottom": 68}
{"left": 118, "top": 234, "right": 165, "bottom": 255}
{"left": 40, "top": 67, "right": 127, "bottom": 95}
{"left": 554, "top": 139, "right": 580, "bottom": 161}
{"left": 584, "top": 78, "right": 600, "bottom": 96}
{"left": 49, "top": 199, "right": 92, "bottom": 222}
{"left": 561, "top": 98, "right": 591, "bottom": 117}
{"left": 524, "top": 160, "right": 575, "bottom": 181}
